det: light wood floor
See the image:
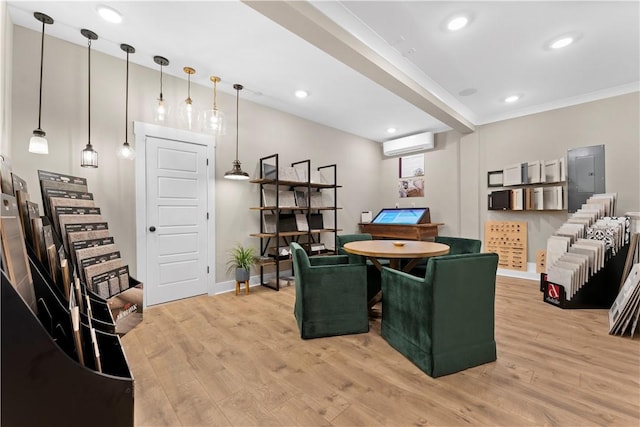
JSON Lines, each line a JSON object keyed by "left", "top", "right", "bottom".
{"left": 121, "top": 276, "right": 640, "bottom": 426}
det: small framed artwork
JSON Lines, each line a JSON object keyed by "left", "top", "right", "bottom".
{"left": 488, "top": 170, "right": 504, "bottom": 188}
{"left": 399, "top": 154, "right": 425, "bottom": 178}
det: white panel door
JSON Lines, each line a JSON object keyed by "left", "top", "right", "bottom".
{"left": 146, "top": 137, "right": 208, "bottom": 306}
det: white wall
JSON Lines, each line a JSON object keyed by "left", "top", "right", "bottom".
{"left": 9, "top": 24, "right": 640, "bottom": 278}
{"left": 479, "top": 92, "right": 640, "bottom": 261}
{"left": 0, "top": 1, "right": 13, "bottom": 158}
{"left": 9, "top": 25, "right": 382, "bottom": 282}
{"left": 379, "top": 92, "right": 639, "bottom": 262}
{"left": 379, "top": 132, "right": 468, "bottom": 239}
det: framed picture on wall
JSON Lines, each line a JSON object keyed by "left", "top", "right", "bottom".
{"left": 399, "top": 154, "right": 425, "bottom": 178}
{"left": 399, "top": 178, "right": 424, "bottom": 198}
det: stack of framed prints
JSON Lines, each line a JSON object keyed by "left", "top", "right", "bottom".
{"left": 541, "top": 193, "right": 633, "bottom": 311}
{"left": 1, "top": 163, "right": 135, "bottom": 426}
{"left": 608, "top": 262, "right": 640, "bottom": 336}
{"left": 37, "top": 170, "right": 142, "bottom": 334}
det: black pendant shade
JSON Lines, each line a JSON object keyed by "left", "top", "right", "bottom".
{"left": 80, "top": 29, "right": 98, "bottom": 168}
{"left": 224, "top": 84, "right": 250, "bottom": 180}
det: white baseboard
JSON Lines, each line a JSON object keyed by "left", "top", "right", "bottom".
{"left": 211, "top": 264, "right": 538, "bottom": 293}
{"left": 497, "top": 262, "right": 538, "bottom": 281}
{"left": 211, "top": 269, "right": 294, "bottom": 295}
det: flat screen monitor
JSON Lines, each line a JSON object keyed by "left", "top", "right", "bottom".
{"left": 371, "top": 208, "right": 430, "bottom": 225}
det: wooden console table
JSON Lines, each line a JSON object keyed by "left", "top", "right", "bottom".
{"left": 358, "top": 222, "right": 444, "bottom": 241}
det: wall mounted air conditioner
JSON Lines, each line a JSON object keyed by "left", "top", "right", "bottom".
{"left": 382, "top": 132, "right": 434, "bottom": 157}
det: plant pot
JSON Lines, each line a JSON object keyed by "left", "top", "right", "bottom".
{"left": 235, "top": 268, "right": 250, "bottom": 282}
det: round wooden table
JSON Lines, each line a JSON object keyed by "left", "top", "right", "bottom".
{"left": 343, "top": 240, "right": 450, "bottom": 317}
{"left": 343, "top": 240, "right": 450, "bottom": 272}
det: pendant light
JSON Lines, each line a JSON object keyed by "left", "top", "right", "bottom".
{"left": 178, "top": 67, "right": 197, "bottom": 130}
{"left": 201, "top": 76, "right": 226, "bottom": 135}
{"left": 153, "top": 55, "right": 169, "bottom": 124}
{"left": 80, "top": 29, "right": 98, "bottom": 168}
{"left": 224, "top": 84, "right": 250, "bottom": 180}
{"left": 29, "top": 12, "right": 54, "bottom": 154}
{"left": 117, "top": 44, "right": 136, "bottom": 160}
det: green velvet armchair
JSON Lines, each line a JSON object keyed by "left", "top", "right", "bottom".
{"left": 290, "top": 242, "right": 369, "bottom": 339}
{"left": 336, "top": 233, "right": 387, "bottom": 303}
{"left": 434, "top": 236, "right": 482, "bottom": 254}
{"left": 381, "top": 252, "right": 499, "bottom": 377}
{"left": 407, "top": 236, "right": 482, "bottom": 276}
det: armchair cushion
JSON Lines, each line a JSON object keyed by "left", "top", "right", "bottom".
{"left": 381, "top": 252, "right": 498, "bottom": 377}
{"left": 291, "top": 242, "right": 368, "bottom": 339}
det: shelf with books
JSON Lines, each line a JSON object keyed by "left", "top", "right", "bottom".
{"left": 488, "top": 186, "right": 566, "bottom": 211}
{"left": 487, "top": 157, "right": 569, "bottom": 212}
{"left": 250, "top": 206, "right": 342, "bottom": 211}
{"left": 250, "top": 229, "right": 342, "bottom": 238}
{"left": 251, "top": 154, "right": 339, "bottom": 291}
{"left": 250, "top": 177, "right": 340, "bottom": 190}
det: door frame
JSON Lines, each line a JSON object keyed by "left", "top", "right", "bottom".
{"left": 133, "top": 121, "right": 216, "bottom": 308}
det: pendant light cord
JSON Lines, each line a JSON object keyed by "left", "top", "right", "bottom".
{"left": 159, "top": 64, "right": 163, "bottom": 100}
{"left": 187, "top": 73, "right": 191, "bottom": 99}
{"left": 88, "top": 38, "right": 91, "bottom": 144}
{"left": 125, "top": 50, "right": 129, "bottom": 142}
{"left": 37, "top": 19, "right": 45, "bottom": 130}
{"left": 235, "top": 88, "right": 239, "bottom": 161}
{"left": 213, "top": 81, "right": 217, "bottom": 110}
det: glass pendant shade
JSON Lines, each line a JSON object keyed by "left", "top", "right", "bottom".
{"left": 201, "top": 109, "right": 226, "bottom": 135}
{"left": 201, "top": 76, "right": 226, "bottom": 135}
{"left": 29, "top": 129, "right": 48, "bottom": 154}
{"left": 81, "top": 143, "right": 98, "bottom": 168}
{"left": 178, "top": 67, "right": 197, "bottom": 130}
{"left": 155, "top": 97, "right": 168, "bottom": 124}
{"left": 224, "top": 84, "right": 250, "bottom": 181}
{"left": 153, "top": 56, "right": 170, "bottom": 124}
{"left": 118, "top": 43, "right": 136, "bottom": 160}
{"left": 29, "top": 12, "right": 53, "bottom": 154}
{"left": 178, "top": 99, "right": 196, "bottom": 130}
{"left": 117, "top": 142, "right": 136, "bottom": 160}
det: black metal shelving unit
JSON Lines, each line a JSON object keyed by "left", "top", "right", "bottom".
{"left": 250, "top": 154, "right": 340, "bottom": 290}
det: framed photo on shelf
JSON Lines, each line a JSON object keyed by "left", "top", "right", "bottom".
{"left": 487, "top": 170, "right": 504, "bottom": 187}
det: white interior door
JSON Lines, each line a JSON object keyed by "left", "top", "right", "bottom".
{"left": 145, "top": 137, "right": 209, "bottom": 306}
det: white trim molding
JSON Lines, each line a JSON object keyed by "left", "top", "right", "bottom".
{"left": 133, "top": 122, "right": 216, "bottom": 307}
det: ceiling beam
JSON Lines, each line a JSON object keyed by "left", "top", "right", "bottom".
{"left": 243, "top": 0, "right": 475, "bottom": 134}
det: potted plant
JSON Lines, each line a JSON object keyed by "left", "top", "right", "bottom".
{"left": 226, "top": 244, "right": 256, "bottom": 283}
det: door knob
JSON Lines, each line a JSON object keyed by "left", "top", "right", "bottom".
{"left": 149, "top": 226, "right": 156, "bottom": 232}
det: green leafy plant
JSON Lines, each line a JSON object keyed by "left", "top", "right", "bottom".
{"left": 226, "top": 244, "right": 257, "bottom": 275}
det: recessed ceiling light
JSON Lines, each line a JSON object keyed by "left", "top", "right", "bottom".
{"left": 386, "top": 127, "right": 397, "bottom": 134}
{"left": 447, "top": 16, "right": 468, "bottom": 31}
{"left": 294, "top": 90, "right": 308, "bottom": 99}
{"left": 504, "top": 95, "right": 520, "bottom": 103}
{"left": 550, "top": 36, "right": 574, "bottom": 50}
{"left": 97, "top": 5, "right": 122, "bottom": 24}
{"left": 458, "top": 88, "right": 477, "bottom": 97}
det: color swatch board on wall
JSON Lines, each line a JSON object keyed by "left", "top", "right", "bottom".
{"left": 484, "top": 221, "right": 528, "bottom": 271}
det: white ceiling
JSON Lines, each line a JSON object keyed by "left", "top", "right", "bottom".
{"left": 8, "top": 1, "right": 640, "bottom": 142}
